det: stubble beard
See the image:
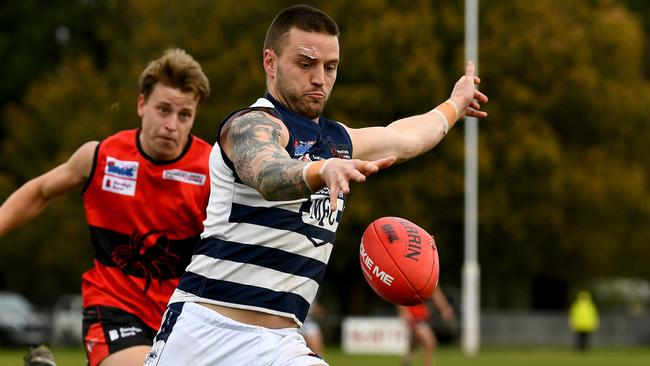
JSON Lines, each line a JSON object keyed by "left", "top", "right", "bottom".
{"left": 276, "top": 68, "right": 327, "bottom": 120}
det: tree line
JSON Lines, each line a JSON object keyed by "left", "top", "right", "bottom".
{"left": 1, "top": 0, "right": 649, "bottom": 313}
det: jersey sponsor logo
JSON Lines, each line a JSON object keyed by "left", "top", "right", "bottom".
{"left": 162, "top": 169, "right": 206, "bottom": 186}
{"left": 105, "top": 156, "right": 139, "bottom": 179}
{"left": 294, "top": 140, "right": 316, "bottom": 157}
{"left": 305, "top": 191, "right": 342, "bottom": 228}
{"left": 299, "top": 190, "right": 344, "bottom": 246}
{"left": 329, "top": 144, "right": 351, "bottom": 159}
{"left": 102, "top": 175, "right": 136, "bottom": 196}
{"left": 108, "top": 326, "right": 144, "bottom": 341}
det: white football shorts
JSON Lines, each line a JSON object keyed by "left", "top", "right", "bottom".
{"left": 144, "top": 302, "right": 328, "bottom": 366}
{"left": 298, "top": 318, "right": 321, "bottom": 338}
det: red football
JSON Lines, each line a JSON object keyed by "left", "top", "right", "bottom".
{"left": 359, "top": 217, "right": 439, "bottom": 305}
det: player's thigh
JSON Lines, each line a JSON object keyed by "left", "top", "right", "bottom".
{"left": 100, "top": 345, "right": 151, "bottom": 366}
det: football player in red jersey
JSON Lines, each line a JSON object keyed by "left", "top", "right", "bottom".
{"left": 398, "top": 288, "right": 455, "bottom": 366}
{"left": 0, "top": 48, "right": 211, "bottom": 366}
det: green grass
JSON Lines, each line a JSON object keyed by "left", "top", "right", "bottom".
{"left": 1, "top": 346, "right": 649, "bottom": 365}
{"left": 0, "top": 347, "right": 85, "bottom": 366}
{"left": 327, "top": 347, "right": 650, "bottom": 366}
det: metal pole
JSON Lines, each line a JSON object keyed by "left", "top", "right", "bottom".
{"left": 462, "top": 0, "right": 480, "bottom": 356}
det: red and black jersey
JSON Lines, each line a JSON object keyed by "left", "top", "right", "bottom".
{"left": 81, "top": 129, "right": 211, "bottom": 331}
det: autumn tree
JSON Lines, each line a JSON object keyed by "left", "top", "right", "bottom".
{"left": 1, "top": 0, "right": 649, "bottom": 313}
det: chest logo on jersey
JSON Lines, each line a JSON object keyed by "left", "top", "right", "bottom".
{"left": 102, "top": 176, "right": 136, "bottom": 196}
{"left": 329, "top": 144, "right": 350, "bottom": 159}
{"left": 299, "top": 189, "right": 345, "bottom": 246}
{"left": 105, "top": 157, "right": 139, "bottom": 179}
{"left": 294, "top": 140, "right": 316, "bottom": 157}
{"left": 102, "top": 157, "right": 139, "bottom": 196}
{"left": 162, "top": 169, "right": 206, "bottom": 186}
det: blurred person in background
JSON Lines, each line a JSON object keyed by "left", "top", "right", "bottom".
{"left": 569, "top": 290, "right": 599, "bottom": 352}
{"left": 298, "top": 301, "right": 326, "bottom": 356}
{"left": 398, "top": 288, "right": 455, "bottom": 366}
{"left": 0, "top": 48, "right": 211, "bottom": 366}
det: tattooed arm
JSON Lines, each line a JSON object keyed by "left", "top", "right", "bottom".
{"left": 220, "top": 109, "right": 396, "bottom": 208}
{"left": 221, "top": 110, "right": 311, "bottom": 201}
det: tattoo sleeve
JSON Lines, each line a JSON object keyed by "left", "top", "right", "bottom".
{"left": 229, "top": 111, "right": 312, "bottom": 200}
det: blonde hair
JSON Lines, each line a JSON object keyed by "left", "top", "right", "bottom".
{"left": 138, "top": 48, "right": 210, "bottom": 103}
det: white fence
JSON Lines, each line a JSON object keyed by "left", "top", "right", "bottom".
{"left": 338, "top": 311, "right": 650, "bottom": 354}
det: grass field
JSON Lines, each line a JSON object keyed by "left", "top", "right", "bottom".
{"left": 2, "top": 346, "right": 650, "bottom": 366}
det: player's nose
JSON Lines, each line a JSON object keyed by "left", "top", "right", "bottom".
{"left": 311, "top": 67, "right": 325, "bottom": 86}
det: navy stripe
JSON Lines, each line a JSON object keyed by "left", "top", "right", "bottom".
{"left": 155, "top": 302, "right": 184, "bottom": 342}
{"left": 229, "top": 203, "right": 336, "bottom": 245}
{"left": 194, "top": 238, "right": 327, "bottom": 283}
{"left": 177, "top": 271, "right": 310, "bottom": 322}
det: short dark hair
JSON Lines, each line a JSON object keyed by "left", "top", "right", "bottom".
{"left": 263, "top": 5, "right": 340, "bottom": 54}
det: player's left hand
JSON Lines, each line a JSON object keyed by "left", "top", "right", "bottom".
{"left": 449, "top": 61, "right": 488, "bottom": 119}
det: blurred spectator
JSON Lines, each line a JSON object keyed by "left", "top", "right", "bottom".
{"left": 398, "top": 287, "right": 455, "bottom": 366}
{"left": 298, "top": 301, "right": 325, "bottom": 356}
{"left": 569, "top": 290, "right": 599, "bottom": 352}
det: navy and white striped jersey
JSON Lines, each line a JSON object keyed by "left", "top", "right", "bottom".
{"left": 169, "top": 94, "right": 353, "bottom": 325}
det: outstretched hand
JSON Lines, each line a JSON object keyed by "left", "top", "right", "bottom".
{"left": 450, "top": 61, "right": 488, "bottom": 119}
{"left": 320, "top": 156, "right": 396, "bottom": 211}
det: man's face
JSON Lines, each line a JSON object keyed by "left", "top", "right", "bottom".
{"left": 137, "top": 83, "right": 199, "bottom": 161}
{"left": 268, "top": 28, "right": 340, "bottom": 119}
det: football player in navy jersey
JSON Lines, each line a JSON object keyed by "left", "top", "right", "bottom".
{"left": 146, "top": 5, "right": 487, "bottom": 366}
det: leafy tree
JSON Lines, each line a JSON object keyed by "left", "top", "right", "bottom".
{"left": 479, "top": 0, "right": 650, "bottom": 308}
{"left": 1, "top": 0, "right": 649, "bottom": 314}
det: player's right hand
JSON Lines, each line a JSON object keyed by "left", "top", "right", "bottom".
{"left": 320, "top": 156, "right": 396, "bottom": 211}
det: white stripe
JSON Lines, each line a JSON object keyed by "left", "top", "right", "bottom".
{"left": 168, "top": 289, "right": 303, "bottom": 326}
{"left": 202, "top": 147, "right": 234, "bottom": 238}
{"left": 251, "top": 98, "right": 274, "bottom": 108}
{"left": 223, "top": 222, "right": 332, "bottom": 264}
{"left": 186, "top": 255, "right": 320, "bottom": 302}
{"left": 232, "top": 181, "right": 306, "bottom": 209}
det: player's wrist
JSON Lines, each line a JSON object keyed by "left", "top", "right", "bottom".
{"left": 446, "top": 98, "right": 461, "bottom": 117}
{"left": 302, "top": 159, "right": 332, "bottom": 192}
{"left": 430, "top": 98, "right": 460, "bottom": 134}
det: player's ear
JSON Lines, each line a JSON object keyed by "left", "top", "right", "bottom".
{"left": 263, "top": 49, "right": 277, "bottom": 78}
{"left": 137, "top": 94, "right": 146, "bottom": 118}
